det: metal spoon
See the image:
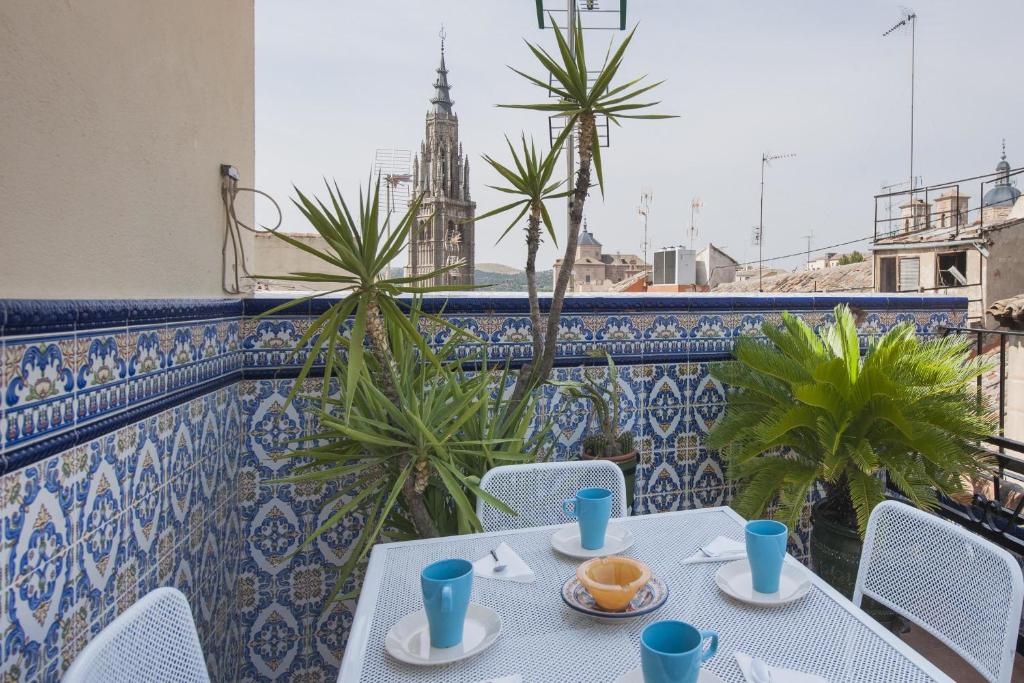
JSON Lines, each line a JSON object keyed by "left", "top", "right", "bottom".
{"left": 750, "top": 657, "right": 773, "bottom": 683}
{"left": 490, "top": 548, "right": 507, "bottom": 573}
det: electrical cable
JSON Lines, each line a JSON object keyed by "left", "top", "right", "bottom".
{"left": 220, "top": 174, "right": 283, "bottom": 294}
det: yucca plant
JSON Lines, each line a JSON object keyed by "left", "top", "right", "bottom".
{"left": 490, "top": 14, "right": 674, "bottom": 404}
{"left": 477, "top": 134, "right": 569, "bottom": 382}
{"left": 707, "top": 304, "right": 995, "bottom": 536}
{"left": 256, "top": 178, "right": 491, "bottom": 542}
{"left": 284, "top": 306, "right": 533, "bottom": 600}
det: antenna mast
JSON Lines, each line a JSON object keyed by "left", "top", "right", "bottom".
{"left": 883, "top": 9, "right": 918, "bottom": 197}
{"left": 758, "top": 152, "right": 796, "bottom": 292}
{"left": 689, "top": 197, "right": 702, "bottom": 249}
{"left": 638, "top": 189, "right": 653, "bottom": 266}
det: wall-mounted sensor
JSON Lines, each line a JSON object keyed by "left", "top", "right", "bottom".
{"left": 220, "top": 164, "right": 240, "bottom": 181}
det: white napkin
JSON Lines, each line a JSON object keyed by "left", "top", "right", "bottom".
{"left": 735, "top": 652, "right": 830, "bottom": 683}
{"left": 473, "top": 542, "right": 535, "bottom": 583}
{"left": 682, "top": 536, "right": 746, "bottom": 564}
{"left": 471, "top": 676, "right": 521, "bottom": 683}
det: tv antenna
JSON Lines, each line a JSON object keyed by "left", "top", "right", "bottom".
{"left": 372, "top": 147, "right": 412, "bottom": 269}
{"left": 758, "top": 152, "right": 796, "bottom": 292}
{"left": 689, "top": 197, "right": 703, "bottom": 249}
{"left": 638, "top": 188, "right": 653, "bottom": 265}
{"left": 883, "top": 8, "right": 918, "bottom": 197}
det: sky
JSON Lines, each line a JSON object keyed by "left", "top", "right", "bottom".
{"left": 255, "top": 0, "right": 1024, "bottom": 273}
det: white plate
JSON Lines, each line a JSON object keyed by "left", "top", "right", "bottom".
{"left": 550, "top": 524, "right": 635, "bottom": 558}
{"left": 714, "top": 559, "right": 811, "bottom": 606}
{"left": 384, "top": 603, "right": 502, "bottom": 666}
{"left": 615, "top": 667, "right": 726, "bottom": 682}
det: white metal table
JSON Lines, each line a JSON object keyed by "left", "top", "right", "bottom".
{"left": 338, "top": 507, "right": 953, "bottom": 682}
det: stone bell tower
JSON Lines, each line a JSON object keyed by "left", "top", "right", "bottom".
{"left": 405, "top": 30, "right": 475, "bottom": 286}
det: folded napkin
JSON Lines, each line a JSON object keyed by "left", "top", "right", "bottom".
{"left": 473, "top": 542, "right": 535, "bottom": 583}
{"left": 682, "top": 536, "right": 746, "bottom": 564}
{"left": 471, "top": 676, "right": 522, "bottom": 683}
{"left": 735, "top": 652, "right": 829, "bottom": 683}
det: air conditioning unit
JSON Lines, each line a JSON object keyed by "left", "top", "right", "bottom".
{"left": 653, "top": 248, "right": 696, "bottom": 286}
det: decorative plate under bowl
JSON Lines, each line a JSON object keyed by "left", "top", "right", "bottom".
{"left": 561, "top": 574, "right": 668, "bottom": 620}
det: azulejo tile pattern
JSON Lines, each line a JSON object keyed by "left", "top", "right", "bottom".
{"left": 0, "top": 295, "right": 967, "bottom": 683}
{"left": 0, "top": 385, "right": 242, "bottom": 682}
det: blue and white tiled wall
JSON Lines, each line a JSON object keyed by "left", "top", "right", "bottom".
{"left": 1, "top": 300, "right": 245, "bottom": 682}
{"left": 0, "top": 294, "right": 967, "bottom": 682}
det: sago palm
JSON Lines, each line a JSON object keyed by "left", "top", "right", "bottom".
{"left": 499, "top": 14, "right": 674, "bottom": 399}
{"left": 707, "top": 304, "right": 995, "bottom": 535}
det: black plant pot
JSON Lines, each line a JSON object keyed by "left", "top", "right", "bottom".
{"left": 810, "top": 498, "right": 902, "bottom": 629}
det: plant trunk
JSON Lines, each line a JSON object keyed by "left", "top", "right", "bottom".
{"left": 821, "top": 473, "right": 858, "bottom": 531}
{"left": 524, "top": 114, "right": 596, "bottom": 394}
{"left": 364, "top": 298, "right": 439, "bottom": 538}
{"left": 510, "top": 208, "right": 545, "bottom": 404}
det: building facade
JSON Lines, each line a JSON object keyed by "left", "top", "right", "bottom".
{"left": 871, "top": 147, "right": 1024, "bottom": 324}
{"left": 405, "top": 40, "right": 475, "bottom": 286}
{"left": 552, "top": 222, "right": 649, "bottom": 292}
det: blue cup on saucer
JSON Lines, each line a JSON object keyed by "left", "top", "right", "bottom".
{"left": 562, "top": 487, "right": 613, "bottom": 550}
{"left": 640, "top": 620, "right": 718, "bottom": 683}
{"left": 420, "top": 558, "right": 473, "bottom": 648}
{"left": 745, "top": 519, "right": 788, "bottom": 594}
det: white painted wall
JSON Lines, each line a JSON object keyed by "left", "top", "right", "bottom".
{"left": 0, "top": 0, "right": 255, "bottom": 298}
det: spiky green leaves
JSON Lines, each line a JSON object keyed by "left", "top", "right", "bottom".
{"left": 255, "top": 177, "right": 480, "bottom": 415}
{"left": 707, "top": 304, "right": 995, "bottom": 536}
{"left": 476, "top": 133, "right": 570, "bottom": 244}
{"left": 500, "top": 13, "right": 676, "bottom": 196}
{"left": 280, "top": 304, "right": 539, "bottom": 597}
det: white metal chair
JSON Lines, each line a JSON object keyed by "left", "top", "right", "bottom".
{"left": 853, "top": 500, "right": 1024, "bottom": 683}
{"left": 476, "top": 460, "right": 628, "bottom": 532}
{"left": 64, "top": 587, "right": 210, "bottom": 683}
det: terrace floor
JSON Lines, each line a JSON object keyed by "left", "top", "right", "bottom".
{"left": 901, "top": 624, "right": 1024, "bottom": 682}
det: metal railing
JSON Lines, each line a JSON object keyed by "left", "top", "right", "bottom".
{"left": 872, "top": 167, "right": 1024, "bottom": 242}
{"left": 921, "top": 326, "right": 1024, "bottom": 652}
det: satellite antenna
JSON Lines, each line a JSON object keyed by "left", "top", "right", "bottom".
{"left": 638, "top": 188, "right": 653, "bottom": 265}
{"left": 689, "top": 197, "right": 702, "bottom": 249}
{"left": 883, "top": 8, "right": 918, "bottom": 197}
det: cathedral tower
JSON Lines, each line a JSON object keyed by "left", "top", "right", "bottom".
{"left": 406, "top": 33, "right": 475, "bottom": 286}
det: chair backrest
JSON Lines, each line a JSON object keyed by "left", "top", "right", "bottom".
{"left": 64, "top": 587, "right": 210, "bottom": 683}
{"left": 853, "top": 500, "right": 1024, "bottom": 683}
{"left": 476, "top": 460, "right": 628, "bottom": 533}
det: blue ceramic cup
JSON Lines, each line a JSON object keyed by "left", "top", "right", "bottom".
{"left": 420, "top": 558, "right": 473, "bottom": 648}
{"left": 562, "top": 487, "right": 613, "bottom": 550}
{"left": 640, "top": 620, "right": 718, "bottom": 683}
{"left": 745, "top": 519, "right": 788, "bottom": 593}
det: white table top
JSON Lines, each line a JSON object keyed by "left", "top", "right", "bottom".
{"left": 338, "top": 507, "right": 953, "bottom": 682}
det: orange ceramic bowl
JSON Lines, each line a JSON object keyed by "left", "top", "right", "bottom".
{"left": 576, "top": 556, "right": 651, "bottom": 612}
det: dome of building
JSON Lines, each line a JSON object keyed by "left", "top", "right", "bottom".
{"left": 982, "top": 143, "right": 1020, "bottom": 208}
{"left": 578, "top": 222, "right": 601, "bottom": 246}
{"left": 983, "top": 183, "right": 1020, "bottom": 208}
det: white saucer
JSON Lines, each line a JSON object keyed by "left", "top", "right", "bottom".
{"left": 615, "top": 667, "right": 726, "bottom": 682}
{"left": 384, "top": 603, "right": 502, "bottom": 666}
{"left": 550, "top": 524, "right": 635, "bottom": 558}
{"left": 714, "top": 559, "right": 811, "bottom": 606}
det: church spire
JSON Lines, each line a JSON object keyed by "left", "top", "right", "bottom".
{"left": 430, "top": 27, "right": 454, "bottom": 115}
